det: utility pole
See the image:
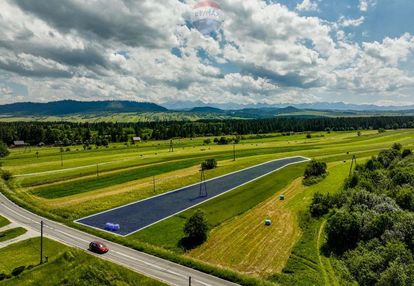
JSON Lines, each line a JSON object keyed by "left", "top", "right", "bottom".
{"left": 169, "top": 139, "right": 174, "bottom": 152}
{"left": 60, "top": 148, "right": 63, "bottom": 167}
{"left": 40, "top": 221, "right": 44, "bottom": 264}
{"left": 349, "top": 155, "right": 357, "bottom": 176}
{"left": 199, "top": 169, "right": 207, "bottom": 197}
{"left": 189, "top": 276, "right": 192, "bottom": 286}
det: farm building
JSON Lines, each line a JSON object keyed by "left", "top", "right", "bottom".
{"left": 132, "top": 136, "right": 142, "bottom": 143}
{"left": 12, "top": 140, "right": 28, "bottom": 148}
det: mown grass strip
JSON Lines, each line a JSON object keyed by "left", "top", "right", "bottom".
{"left": 30, "top": 145, "right": 318, "bottom": 199}
{"left": 0, "top": 237, "right": 166, "bottom": 286}
{"left": 132, "top": 163, "right": 307, "bottom": 252}
{"left": 30, "top": 158, "right": 203, "bottom": 199}
{"left": 0, "top": 215, "right": 10, "bottom": 228}
{"left": 0, "top": 227, "right": 27, "bottom": 242}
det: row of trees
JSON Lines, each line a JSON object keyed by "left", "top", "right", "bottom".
{"left": 310, "top": 144, "right": 414, "bottom": 285}
{"left": 1, "top": 116, "right": 414, "bottom": 145}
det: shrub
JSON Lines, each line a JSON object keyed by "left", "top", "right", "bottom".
{"left": 395, "top": 187, "right": 414, "bottom": 211}
{"left": 0, "top": 141, "right": 9, "bottom": 158}
{"left": 203, "top": 139, "right": 211, "bottom": 145}
{"left": 377, "top": 149, "right": 400, "bottom": 168}
{"left": 11, "top": 266, "right": 25, "bottom": 277}
{"left": 0, "top": 273, "right": 6, "bottom": 281}
{"left": 402, "top": 149, "right": 412, "bottom": 158}
{"left": 326, "top": 211, "right": 360, "bottom": 254}
{"left": 181, "top": 210, "right": 209, "bottom": 250}
{"left": 392, "top": 143, "right": 403, "bottom": 151}
{"left": 310, "top": 193, "right": 331, "bottom": 217}
{"left": 1, "top": 170, "right": 12, "bottom": 181}
{"left": 304, "top": 160, "right": 327, "bottom": 179}
{"left": 217, "top": 137, "right": 229, "bottom": 145}
{"left": 306, "top": 133, "right": 312, "bottom": 139}
{"left": 201, "top": 159, "right": 217, "bottom": 171}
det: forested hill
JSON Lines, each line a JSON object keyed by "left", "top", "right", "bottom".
{"left": 1, "top": 100, "right": 414, "bottom": 120}
{"left": 1, "top": 116, "right": 414, "bottom": 145}
{"left": 0, "top": 100, "right": 167, "bottom": 115}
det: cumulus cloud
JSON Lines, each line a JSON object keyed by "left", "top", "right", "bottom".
{"left": 296, "top": 0, "right": 319, "bottom": 12}
{"left": 359, "top": 0, "right": 377, "bottom": 12}
{"left": 0, "top": 0, "right": 413, "bottom": 106}
{"left": 339, "top": 16, "right": 365, "bottom": 27}
{"left": 0, "top": 86, "right": 13, "bottom": 95}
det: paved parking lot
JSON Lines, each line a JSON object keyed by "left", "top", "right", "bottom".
{"left": 76, "top": 156, "right": 309, "bottom": 236}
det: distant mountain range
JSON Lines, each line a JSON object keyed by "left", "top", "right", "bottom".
{"left": 0, "top": 100, "right": 413, "bottom": 121}
{"left": 0, "top": 100, "right": 167, "bottom": 116}
{"left": 163, "top": 100, "right": 414, "bottom": 111}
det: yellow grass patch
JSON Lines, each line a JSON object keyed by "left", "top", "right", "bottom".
{"left": 188, "top": 178, "right": 304, "bottom": 277}
{"left": 44, "top": 165, "right": 201, "bottom": 208}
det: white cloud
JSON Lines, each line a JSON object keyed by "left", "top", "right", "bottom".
{"left": 359, "top": 0, "right": 377, "bottom": 12}
{"left": 296, "top": 0, "right": 319, "bottom": 12}
{"left": 0, "top": 0, "right": 413, "bottom": 106}
{"left": 339, "top": 16, "right": 365, "bottom": 27}
{"left": 0, "top": 86, "right": 13, "bottom": 95}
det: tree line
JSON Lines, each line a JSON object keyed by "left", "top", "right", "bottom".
{"left": 1, "top": 116, "right": 414, "bottom": 146}
{"left": 310, "top": 144, "right": 414, "bottom": 285}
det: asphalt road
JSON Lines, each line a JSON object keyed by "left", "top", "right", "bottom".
{"left": 77, "top": 156, "right": 309, "bottom": 236}
{"left": 0, "top": 192, "right": 239, "bottom": 286}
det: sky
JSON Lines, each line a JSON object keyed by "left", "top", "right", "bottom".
{"left": 1, "top": 0, "right": 414, "bottom": 107}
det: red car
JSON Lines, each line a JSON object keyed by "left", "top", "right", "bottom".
{"left": 89, "top": 241, "right": 109, "bottom": 254}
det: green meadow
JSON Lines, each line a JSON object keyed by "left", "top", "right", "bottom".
{"left": 0, "top": 237, "right": 165, "bottom": 286}
{"left": 2, "top": 129, "right": 414, "bottom": 285}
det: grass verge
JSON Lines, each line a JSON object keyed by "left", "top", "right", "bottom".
{"left": 0, "top": 237, "right": 166, "bottom": 286}
{"left": 0, "top": 216, "right": 9, "bottom": 229}
{"left": 0, "top": 227, "right": 27, "bottom": 242}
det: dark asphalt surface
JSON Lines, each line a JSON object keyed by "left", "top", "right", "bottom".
{"left": 77, "top": 156, "right": 309, "bottom": 236}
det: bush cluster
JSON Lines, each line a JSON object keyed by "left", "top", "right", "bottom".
{"left": 213, "top": 136, "right": 241, "bottom": 145}
{"left": 303, "top": 160, "right": 327, "bottom": 186}
{"left": 201, "top": 159, "right": 217, "bottom": 171}
{"left": 181, "top": 210, "right": 209, "bottom": 250}
{"left": 310, "top": 144, "right": 414, "bottom": 285}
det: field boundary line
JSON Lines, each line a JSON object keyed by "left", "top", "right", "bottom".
{"left": 75, "top": 156, "right": 311, "bottom": 237}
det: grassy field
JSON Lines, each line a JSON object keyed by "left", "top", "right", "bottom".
{"left": 183, "top": 161, "right": 350, "bottom": 278}
{"left": 0, "top": 237, "right": 166, "bottom": 285}
{"left": 0, "top": 227, "right": 27, "bottom": 242}
{"left": 132, "top": 163, "right": 307, "bottom": 252}
{"left": 0, "top": 216, "right": 9, "bottom": 229}
{"left": 0, "top": 110, "right": 413, "bottom": 123}
{"left": 0, "top": 112, "right": 237, "bottom": 123}
{"left": 269, "top": 161, "right": 353, "bottom": 285}
{"left": 2, "top": 129, "right": 414, "bottom": 284}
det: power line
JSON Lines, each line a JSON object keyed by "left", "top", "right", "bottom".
{"left": 199, "top": 169, "right": 207, "bottom": 197}
{"left": 169, "top": 139, "right": 174, "bottom": 152}
{"left": 40, "top": 220, "right": 44, "bottom": 264}
{"left": 349, "top": 155, "right": 357, "bottom": 176}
